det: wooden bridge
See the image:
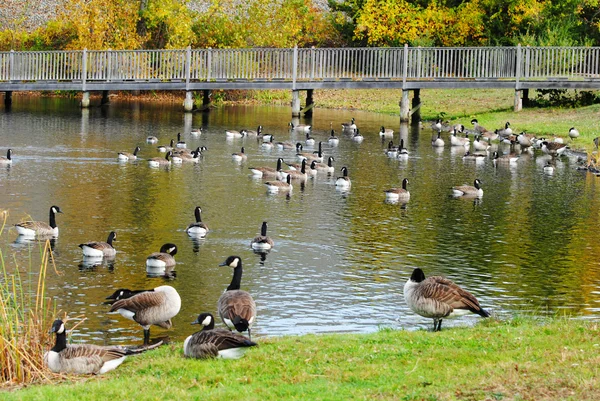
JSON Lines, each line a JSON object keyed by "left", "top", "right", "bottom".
{"left": 1, "top": 45, "right": 600, "bottom": 120}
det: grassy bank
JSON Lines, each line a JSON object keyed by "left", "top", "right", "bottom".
{"left": 7, "top": 317, "right": 599, "bottom": 400}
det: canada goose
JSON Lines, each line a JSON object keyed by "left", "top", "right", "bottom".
{"left": 313, "top": 156, "right": 335, "bottom": 174}
{"left": 305, "top": 132, "right": 316, "bottom": 146}
{"left": 218, "top": 256, "right": 257, "bottom": 340}
{"left": 15, "top": 205, "right": 62, "bottom": 237}
{"left": 568, "top": 127, "right": 580, "bottom": 140}
{"left": 297, "top": 142, "right": 323, "bottom": 163}
{"left": 190, "top": 127, "right": 203, "bottom": 136}
{"left": 265, "top": 174, "right": 292, "bottom": 193}
{"left": 251, "top": 221, "right": 274, "bottom": 251}
{"left": 249, "top": 158, "right": 284, "bottom": 178}
{"left": 335, "top": 166, "right": 351, "bottom": 189}
{"left": 184, "top": 313, "right": 258, "bottom": 359}
{"left": 148, "top": 151, "right": 172, "bottom": 167}
{"left": 146, "top": 243, "right": 177, "bottom": 268}
{"left": 45, "top": 319, "right": 161, "bottom": 374}
{"left": 384, "top": 178, "right": 410, "bottom": 202}
{"left": 541, "top": 141, "right": 568, "bottom": 156}
{"left": 398, "top": 139, "right": 409, "bottom": 157}
{"left": 157, "top": 139, "right": 174, "bottom": 153}
{"left": 225, "top": 129, "right": 247, "bottom": 139}
{"left": 246, "top": 126, "right": 263, "bottom": 137}
{"left": 497, "top": 121, "right": 512, "bottom": 136}
{"left": 553, "top": 136, "right": 564, "bottom": 144}
{"left": 516, "top": 132, "right": 533, "bottom": 148}
{"left": 351, "top": 129, "right": 364, "bottom": 143}
{"left": 404, "top": 268, "right": 491, "bottom": 332}
{"left": 170, "top": 153, "right": 184, "bottom": 164}
{"left": 379, "top": 126, "right": 394, "bottom": 138}
{"left": 261, "top": 135, "right": 275, "bottom": 150}
{"left": 341, "top": 117, "right": 357, "bottom": 131}
{"left": 186, "top": 206, "right": 209, "bottom": 238}
{"left": 431, "top": 132, "right": 444, "bottom": 147}
{"left": 289, "top": 122, "right": 311, "bottom": 133}
{"left": 307, "top": 160, "right": 318, "bottom": 177}
{"left": 472, "top": 136, "right": 490, "bottom": 151}
{"left": 385, "top": 141, "right": 399, "bottom": 158}
{"left": 110, "top": 285, "right": 182, "bottom": 343}
{"left": 179, "top": 150, "right": 201, "bottom": 163}
{"left": 450, "top": 130, "right": 470, "bottom": 147}
{"left": 281, "top": 159, "right": 308, "bottom": 181}
{"left": 492, "top": 151, "right": 519, "bottom": 165}
{"left": 0, "top": 148, "right": 13, "bottom": 164}
{"left": 454, "top": 124, "right": 465, "bottom": 133}
{"left": 481, "top": 130, "right": 499, "bottom": 142}
{"left": 79, "top": 231, "right": 117, "bottom": 258}
{"left": 276, "top": 140, "right": 295, "bottom": 150}
{"left": 176, "top": 133, "right": 186, "bottom": 149}
{"left": 471, "top": 119, "right": 488, "bottom": 134}
{"left": 431, "top": 119, "right": 442, "bottom": 131}
{"left": 232, "top": 147, "right": 247, "bottom": 162}
{"left": 452, "top": 179, "right": 483, "bottom": 197}
{"left": 328, "top": 130, "right": 339, "bottom": 146}
{"left": 543, "top": 161, "right": 555, "bottom": 174}
{"left": 118, "top": 146, "right": 141, "bottom": 161}
{"left": 462, "top": 151, "right": 486, "bottom": 163}
{"left": 146, "top": 136, "right": 158, "bottom": 144}
{"left": 105, "top": 288, "right": 150, "bottom": 305}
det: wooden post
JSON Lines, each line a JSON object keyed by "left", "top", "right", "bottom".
{"left": 4, "top": 91, "right": 12, "bottom": 108}
{"left": 101, "top": 90, "right": 110, "bottom": 105}
{"left": 291, "top": 90, "right": 301, "bottom": 117}
{"left": 183, "top": 91, "right": 194, "bottom": 112}
{"left": 81, "top": 49, "right": 89, "bottom": 108}
{"left": 305, "top": 89, "right": 314, "bottom": 116}
{"left": 514, "top": 44, "right": 522, "bottom": 112}
{"left": 81, "top": 91, "right": 90, "bottom": 108}
{"left": 411, "top": 89, "right": 421, "bottom": 125}
{"left": 400, "top": 90, "right": 410, "bottom": 122}
{"left": 201, "top": 89, "right": 211, "bottom": 112}
{"left": 522, "top": 88, "right": 530, "bottom": 107}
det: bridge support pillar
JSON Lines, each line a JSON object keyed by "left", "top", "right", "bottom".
{"left": 291, "top": 90, "right": 301, "bottom": 117}
{"left": 201, "top": 90, "right": 211, "bottom": 111}
{"left": 411, "top": 89, "right": 421, "bottom": 125}
{"left": 304, "top": 89, "right": 314, "bottom": 117}
{"left": 81, "top": 91, "right": 90, "bottom": 108}
{"left": 400, "top": 90, "right": 410, "bottom": 122}
{"left": 184, "top": 91, "right": 194, "bottom": 112}
{"left": 514, "top": 90, "right": 522, "bottom": 112}
{"left": 101, "top": 90, "right": 110, "bottom": 106}
{"left": 522, "top": 89, "right": 530, "bottom": 107}
{"left": 4, "top": 91, "right": 12, "bottom": 108}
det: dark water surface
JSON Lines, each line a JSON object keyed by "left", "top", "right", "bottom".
{"left": 1, "top": 96, "right": 599, "bottom": 344}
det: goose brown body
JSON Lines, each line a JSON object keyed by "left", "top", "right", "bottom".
{"left": 79, "top": 231, "right": 117, "bottom": 258}
{"left": 218, "top": 256, "right": 257, "bottom": 340}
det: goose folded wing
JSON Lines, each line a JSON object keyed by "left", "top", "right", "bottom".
{"left": 428, "top": 276, "right": 483, "bottom": 312}
{"left": 110, "top": 291, "right": 166, "bottom": 313}
{"left": 61, "top": 344, "right": 127, "bottom": 363}
{"left": 210, "top": 329, "right": 256, "bottom": 350}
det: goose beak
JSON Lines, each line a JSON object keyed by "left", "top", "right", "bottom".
{"left": 218, "top": 262, "right": 226, "bottom": 266}
{"left": 190, "top": 320, "right": 199, "bottom": 325}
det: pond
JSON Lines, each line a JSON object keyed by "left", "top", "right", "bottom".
{"left": 1, "top": 96, "right": 599, "bottom": 345}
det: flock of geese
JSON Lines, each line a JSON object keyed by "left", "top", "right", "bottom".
{"left": 7, "top": 114, "right": 592, "bottom": 376}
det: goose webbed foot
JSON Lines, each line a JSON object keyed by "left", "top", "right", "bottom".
{"left": 143, "top": 329, "right": 150, "bottom": 344}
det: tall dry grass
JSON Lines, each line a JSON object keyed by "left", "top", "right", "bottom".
{"left": 0, "top": 210, "right": 57, "bottom": 388}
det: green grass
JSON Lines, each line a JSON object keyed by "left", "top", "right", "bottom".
{"left": 7, "top": 317, "right": 600, "bottom": 400}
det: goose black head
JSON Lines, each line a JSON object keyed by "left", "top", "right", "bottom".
{"left": 219, "top": 255, "right": 242, "bottom": 268}
{"left": 410, "top": 268, "right": 426, "bottom": 283}
{"left": 159, "top": 243, "right": 178, "bottom": 256}
{"left": 191, "top": 312, "right": 214, "bottom": 329}
{"left": 50, "top": 319, "right": 66, "bottom": 334}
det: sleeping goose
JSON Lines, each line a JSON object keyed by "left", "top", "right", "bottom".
{"left": 79, "top": 231, "right": 117, "bottom": 258}
{"left": 184, "top": 313, "right": 257, "bottom": 359}
{"left": 335, "top": 166, "right": 351, "bottom": 189}
{"left": 404, "top": 268, "right": 491, "bottom": 331}
{"left": 462, "top": 151, "right": 486, "bottom": 163}
{"left": 145, "top": 243, "right": 178, "bottom": 275}
{"left": 0, "top": 149, "right": 13, "bottom": 165}
{"left": 105, "top": 288, "right": 151, "bottom": 305}
{"left": 118, "top": 146, "right": 141, "bottom": 161}
{"left": 251, "top": 221, "right": 274, "bottom": 251}
{"left": 109, "top": 285, "right": 181, "bottom": 344}
{"left": 218, "top": 256, "right": 257, "bottom": 340}
{"left": 148, "top": 151, "right": 172, "bottom": 167}
{"left": 15, "top": 205, "right": 62, "bottom": 237}
{"left": 384, "top": 178, "right": 410, "bottom": 203}
{"left": 451, "top": 179, "right": 483, "bottom": 198}
{"left": 45, "top": 319, "right": 161, "bottom": 374}
{"left": 186, "top": 206, "right": 209, "bottom": 238}
{"left": 249, "top": 158, "right": 284, "bottom": 178}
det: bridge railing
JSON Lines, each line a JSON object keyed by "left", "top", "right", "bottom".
{"left": 0, "top": 46, "right": 599, "bottom": 83}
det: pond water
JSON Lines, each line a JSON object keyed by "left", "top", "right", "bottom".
{"left": 1, "top": 96, "right": 599, "bottom": 345}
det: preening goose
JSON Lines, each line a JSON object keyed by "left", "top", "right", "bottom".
{"left": 218, "top": 256, "right": 257, "bottom": 340}
{"left": 384, "top": 178, "right": 410, "bottom": 203}
{"left": 431, "top": 132, "right": 444, "bottom": 147}
{"left": 110, "top": 285, "right": 181, "bottom": 344}
{"left": 249, "top": 157, "right": 284, "bottom": 178}
{"left": 379, "top": 126, "right": 394, "bottom": 138}
{"left": 186, "top": 206, "right": 209, "bottom": 238}
{"left": 179, "top": 149, "right": 200, "bottom": 163}
{"left": 404, "top": 268, "right": 491, "bottom": 331}
{"left": 176, "top": 132, "right": 186, "bottom": 149}
{"left": 0, "top": 148, "right": 13, "bottom": 164}
{"left": 79, "top": 231, "right": 117, "bottom": 258}
{"left": 232, "top": 147, "right": 247, "bottom": 163}
{"left": 15, "top": 205, "right": 62, "bottom": 237}
{"left": 118, "top": 146, "right": 141, "bottom": 161}
{"left": 45, "top": 319, "right": 162, "bottom": 374}
{"left": 328, "top": 130, "right": 339, "bottom": 146}
{"left": 265, "top": 173, "right": 292, "bottom": 193}
{"left": 251, "top": 221, "right": 274, "bottom": 251}
{"left": 335, "top": 166, "right": 351, "bottom": 189}
{"left": 184, "top": 313, "right": 258, "bottom": 359}
{"left": 452, "top": 179, "right": 483, "bottom": 198}
{"left": 146, "top": 243, "right": 178, "bottom": 271}
{"left": 157, "top": 139, "right": 174, "bottom": 152}
{"left": 568, "top": 127, "right": 579, "bottom": 140}
{"left": 148, "top": 151, "right": 172, "bottom": 167}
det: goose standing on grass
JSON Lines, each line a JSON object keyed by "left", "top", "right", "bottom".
{"left": 568, "top": 127, "right": 579, "bottom": 140}
{"left": 249, "top": 158, "right": 284, "bottom": 178}
{"left": 384, "top": 178, "right": 410, "bottom": 203}
{"left": 15, "top": 205, "right": 62, "bottom": 237}
{"left": 404, "top": 268, "right": 491, "bottom": 332}
{"left": 184, "top": 313, "right": 258, "bottom": 359}
{"left": 186, "top": 206, "right": 209, "bottom": 238}
{"left": 0, "top": 148, "right": 13, "bottom": 165}
{"left": 251, "top": 221, "right": 274, "bottom": 251}
{"left": 45, "top": 319, "right": 162, "bottom": 374}
{"left": 109, "top": 285, "right": 182, "bottom": 344}
{"left": 497, "top": 121, "right": 512, "bottom": 136}
{"left": 379, "top": 126, "right": 394, "bottom": 139}
{"left": 231, "top": 147, "right": 247, "bottom": 163}
{"left": 145, "top": 243, "right": 178, "bottom": 274}
{"left": 148, "top": 151, "right": 172, "bottom": 167}
{"left": 157, "top": 139, "right": 174, "bottom": 153}
{"left": 452, "top": 179, "right": 483, "bottom": 198}
{"left": 79, "top": 231, "right": 117, "bottom": 258}
{"left": 218, "top": 256, "right": 257, "bottom": 340}
{"left": 265, "top": 174, "right": 292, "bottom": 193}
{"left": 328, "top": 130, "right": 339, "bottom": 146}
{"left": 335, "top": 166, "right": 351, "bottom": 189}
{"left": 431, "top": 131, "right": 444, "bottom": 147}
{"left": 118, "top": 146, "right": 141, "bottom": 161}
